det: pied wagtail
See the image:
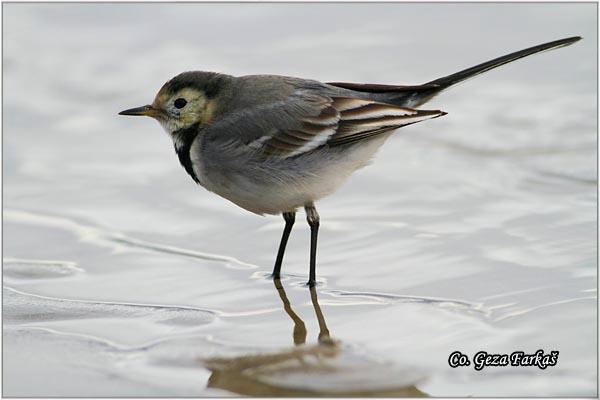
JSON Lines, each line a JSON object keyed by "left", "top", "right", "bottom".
{"left": 120, "top": 36, "right": 581, "bottom": 286}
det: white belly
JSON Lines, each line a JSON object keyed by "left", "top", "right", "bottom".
{"left": 191, "top": 133, "right": 392, "bottom": 215}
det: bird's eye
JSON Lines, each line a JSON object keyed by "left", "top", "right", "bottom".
{"left": 174, "top": 98, "right": 187, "bottom": 109}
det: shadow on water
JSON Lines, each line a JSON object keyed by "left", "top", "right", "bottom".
{"left": 204, "top": 279, "right": 428, "bottom": 397}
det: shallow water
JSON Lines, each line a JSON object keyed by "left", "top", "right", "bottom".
{"left": 2, "top": 3, "right": 598, "bottom": 397}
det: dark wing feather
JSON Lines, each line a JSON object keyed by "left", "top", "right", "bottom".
{"left": 210, "top": 89, "right": 445, "bottom": 158}
{"left": 260, "top": 97, "right": 340, "bottom": 156}
{"left": 326, "top": 97, "right": 445, "bottom": 147}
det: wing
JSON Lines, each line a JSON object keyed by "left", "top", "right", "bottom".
{"left": 208, "top": 89, "right": 445, "bottom": 159}
{"left": 326, "top": 97, "right": 445, "bottom": 147}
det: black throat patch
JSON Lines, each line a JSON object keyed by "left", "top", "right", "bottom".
{"left": 173, "top": 123, "right": 201, "bottom": 184}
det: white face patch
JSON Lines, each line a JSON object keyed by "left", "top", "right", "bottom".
{"left": 158, "top": 118, "right": 176, "bottom": 135}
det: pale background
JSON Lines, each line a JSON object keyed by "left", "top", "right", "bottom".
{"left": 3, "top": 3, "right": 597, "bottom": 396}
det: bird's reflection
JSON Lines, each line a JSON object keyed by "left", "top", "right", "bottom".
{"left": 274, "top": 278, "right": 334, "bottom": 346}
{"left": 204, "top": 279, "right": 426, "bottom": 397}
{"left": 274, "top": 278, "right": 308, "bottom": 345}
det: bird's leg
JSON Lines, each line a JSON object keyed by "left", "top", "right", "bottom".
{"left": 305, "top": 203, "right": 320, "bottom": 287}
{"left": 272, "top": 211, "right": 296, "bottom": 279}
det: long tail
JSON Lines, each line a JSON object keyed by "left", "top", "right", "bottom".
{"left": 426, "top": 36, "right": 581, "bottom": 89}
{"left": 328, "top": 36, "right": 582, "bottom": 107}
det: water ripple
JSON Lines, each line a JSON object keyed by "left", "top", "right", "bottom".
{"left": 493, "top": 296, "right": 596, "bottom": 322}
{"left": 4, "top": 285, "right": 218, "bottom": 326}
{"left": 324, "top": 289, "right": 488, "bottom": 316}
{"left": 3, "top": 257, "right": 83, "bottom": 282}
{"left": 4, "top": 208, "right": 257, "bottom": 270}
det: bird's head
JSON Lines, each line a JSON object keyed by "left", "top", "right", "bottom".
{"left": 119, "top": 71, "right": 227, "bottom": 135}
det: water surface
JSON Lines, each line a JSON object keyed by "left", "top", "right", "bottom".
{"left": 3, "top": 3, "right": 597, "bottom": 396}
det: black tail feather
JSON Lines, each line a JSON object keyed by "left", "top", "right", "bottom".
{"left": 425, "top": 36, "right": 581, "bottom": 89}
{"left": 328, "top": 36, "right": 581, "bottom": 107}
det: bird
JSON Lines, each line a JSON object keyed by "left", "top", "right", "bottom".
{"left": 120, "top": 36, "right": 581, "bottom": 287}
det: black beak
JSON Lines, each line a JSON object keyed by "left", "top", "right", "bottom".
{"left": 118, "top": 105, "right": 154, "bottom": 116}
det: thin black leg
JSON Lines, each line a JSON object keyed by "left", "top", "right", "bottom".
{"left": 305, "top": 203, "right": 320, "bottom": 287}
{"left": 272, "top": 211, "right": 295, "bottom": 279}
